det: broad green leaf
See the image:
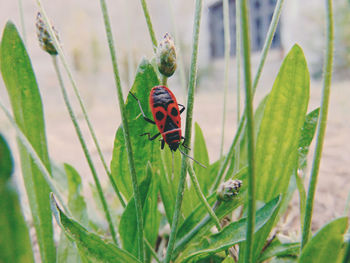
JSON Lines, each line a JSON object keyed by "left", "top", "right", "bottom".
{"left": 258, "top": 239, "right": 300, "bottom": 262}
{"left": 110, "top": 58, "right": 160, "bottom": 200}
{"left": 299, "top": 217, "right": 348, "bottom": 263}
{"left": 57, "top": 164, "right": 89, "bottom": 263}
{"left": 0, "top": 134, "right": 34, "bottom": 263}
{"left": 51, "top": 195, "right": 142, "bottom": 263}
{"left": 255, "top": 44, "right": 310, "bottom": 202}
{"left": 0, "top": 21, "right": 55, "bottom": 262}
{"left": 143, "top": 165, "right": 161, "bottom": 262}
{"left": 177, "top": 196, "right": 282, "bottom": 262}
{"left": 119, "top": 171, "right": 152, "bottom": 256}
{"left": 194, "top": 122, "right": 210, "bottom": 195}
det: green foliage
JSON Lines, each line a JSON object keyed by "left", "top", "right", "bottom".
{"left": 0, "top": 0, "right": 346, "bottom": 261}
{"left": 0, "top": 134, "right": 34, "bottom": 263}
{"left": 0, "top": 21, "right": 55, "bottom": 262}
{"left": 299, "top": 217, "right": 348, "bottom": 263}
{"left": 255, "top": 44, "right": 310, "bottom": 202}
{"left": 51, "top": 195, "right": 142, "bottom": 263}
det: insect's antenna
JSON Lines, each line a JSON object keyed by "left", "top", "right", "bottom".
{"left": 178, "top": 148, "right": 207, "bottom": 168}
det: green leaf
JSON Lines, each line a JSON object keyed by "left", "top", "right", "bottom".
{"left": 258, "top": 239, "right": 300, "bottom": 262}
{"left": 0, "top": 21, "right": 55, "bottom": 262}
{"left": 57, "top": 164, "right": 89, "bottom": 263}
{"left": 299, "top": 217, "right": 348, "bottom": 263}
{"left": 0, "top": 134, "right": 34, "bottom": 263}
{"left": 173, "top": 169, "right": 248, "bottom": 259}
{"left": 222, "top": 255, "right": 235, "bottom": 263}
{"left": 119, "top": 170, "right": 152, "bottom": 256}
{"left": 255, "top": 44, "right": 310, "bottom": 202}
{"left": 143, "top": 165, "right": 161, "bottom": 261}
{"left": 110, "top": 58, "right": 160, "bottom": 200}
{"left": 178, "top": 196, "right": 282, "bottom": 262}
{"left": 298, "top": 108, "right": 320, "bottom": 169}
{"left": 51, "top": 195, "right": 142, "bottom": 263}
{"left": 194, "top": 122, "right": 210, "bottom": 195}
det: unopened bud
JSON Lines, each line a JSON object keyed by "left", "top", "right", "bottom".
{"left": 36, "top": 12, "right": 59, "bottom": 55}
{"left": 156, "top": 33, "right": 177, "bottom": 77}
{"left": 217, "top": 179, "right": 242, "bottom": 202}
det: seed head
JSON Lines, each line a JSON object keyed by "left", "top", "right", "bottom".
{"left": 217, "top": 179, "right": 242, "bottom": 202}
{"left": 36, "top": 12, "right": 59, "bottom": 56}
{"left": 156, "top": 33, "right": 177, "bottom": 77}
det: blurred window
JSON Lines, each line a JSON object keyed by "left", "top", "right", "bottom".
{"left": 208, "top": 0, "right": 281, "bottom": 59}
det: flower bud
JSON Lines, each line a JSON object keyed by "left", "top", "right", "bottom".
{"left": 156, "top": 33, "right": 177, "bottom": 77}
{"left": 36, "top": 12, "right": 59, "bottom": 55}
{"left": 217, "top": 179, "right": 242, "bottom": 202}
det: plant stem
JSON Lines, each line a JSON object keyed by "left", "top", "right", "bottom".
{"left": 220, "top": 0, "right": 231, "bottom": 159}
{"left": 34, "top": 1, "right": 126, "bottom": 208}
{"left": 144, "top": 237, "right": 162, "bottom": 263}
{"left": 211, "top": 0, "right": 285, "bottom": 192}
{"left": 17, "top": 0, "right": 26, "bottom": 44}
{"left": 140, "top": 0, "right": 158, "bottom": 53}
{"left": 98, "top": 0, "right": 144, "bottom": 259}
{"left": 302, "top": 0, "right": 334, "bottom": 249}
{"left": 0, "top": 100, "right": 69, "bottom": 214}
{"left": 52, "top": 56, "right": 118, "bottom": 245}
{"left": 187, "top": 163, "right": 222, "bottom": 231}
{"left": 164, "top": 1, "right": 203, "bottom": 262}
{"left": 162, "top": 75, "right": 168, "bottom": 86}
{"left": 238, "top": 0, "right": 255, "bottom": 262}
{"left": 235, "top": 0, "right": 241, "bottom": 124}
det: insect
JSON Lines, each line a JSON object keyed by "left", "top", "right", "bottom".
{"left": 130, "top": 85, "right": 205, "bottom": 167}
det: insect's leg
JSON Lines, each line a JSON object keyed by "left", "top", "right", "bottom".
{"left": 181, "top": 137, "right": 191, "bottom": 150}
{"left": 129, "top": 91, "right": 155, "bottom": 124}
{"left": 161, "top": 139, "right": 165, "bottom": 150}
{"left": 178, "top": 103, "right": 186, "bottom": 114}
{"left": 140, "top": 132, "right": 161, "bottom": 141}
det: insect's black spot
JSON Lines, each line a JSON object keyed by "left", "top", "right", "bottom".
{"left": 171, "top": 107, "right": 178, "bottom": 116}
{"left": 156, "top": 111, "right": 164, "bottom": 121}
{"left": 177, "top": 121, "right": 179, "bottom": 124}
{"left": 160, "top": 125, "right": 163, "bottom": 129}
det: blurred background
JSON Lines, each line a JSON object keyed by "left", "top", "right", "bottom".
{"left": 1, "top": 0, "right": 349, "bottom": 236}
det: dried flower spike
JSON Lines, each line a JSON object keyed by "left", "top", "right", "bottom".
{"left": 217, "top": 179, "right": 242, "bottom": 202}
{"left": 36, "top": 12, "right": 59, "bottom": 56}
{"left": 156, "top": 33, "right": 177, "bottom": 77}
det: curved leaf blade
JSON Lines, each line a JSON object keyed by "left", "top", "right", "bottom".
{"left": 0, "top": 21, "right": 55, "bottom": 262}
{"left": 0, "top": 134, "right": 34, "bottom": 263}
{"left": 255, "top": 44, "right": 310, "bottom": 202}
{"left": 51, "top": 194, "right": 142, "bottom": 263}
{"left": 299, "top": 217, "right": 348, "bottom": 263}
{"left": 179, "top": 196, "right": 282, "bottom": 262}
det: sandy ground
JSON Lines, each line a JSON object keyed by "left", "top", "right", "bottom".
{"left": 0, "top": 0, "right": 349, "bottom": 250}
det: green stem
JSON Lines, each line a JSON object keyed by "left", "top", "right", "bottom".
{"left": 98, "top": 0, "right": 144, "bottom": 260}
{"left": 220, "top": 0, "right": 231, "bottom": 158}
{"left": 0, "top": 100, "right": 69, "bottom": 214}
{"left": 239, "top": 0, "right": 255, "bottom": 262}
{"left": 144, "top": 237, "right": 161, "bottom": 263}
{"left": 140, "top": 0, "right": 158, "bottom": 53}
{"left": 173, "top": 200, "right": 221, "bottom": 258}
{"left": 236, "top": 0, "right": 241, "bottom": 124}
{"left": 34, "top": 1, "right": 126, "bottom": 208}
{"left": 52, "top": 56, "right": 118, "bottom": 245}
{"left": 164, "top": 1, "right": 203, "bottom": 262}
{"left": 17, "top": 0, "right": 26, "bottom": 44}
{"left": 302, "top": 0, "right": 334, "bottom": 249}
{"left": 187, "top": 163, "right": 221, "bottom": 231}
{"left": 162, "top": 75, "right": 168, "bottom": 86}
{"left": 211, "top": 0, "right": 285, "bottom": 192}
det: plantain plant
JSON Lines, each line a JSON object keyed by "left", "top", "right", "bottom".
{"left": 0, "top": 0, "right": 348, "bottom": 262}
